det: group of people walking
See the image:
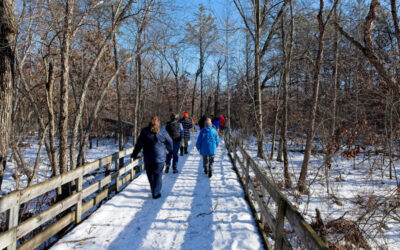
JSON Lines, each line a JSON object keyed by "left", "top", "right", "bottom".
{"left": 130, "top": 112, "right": 221, "bottom": 199}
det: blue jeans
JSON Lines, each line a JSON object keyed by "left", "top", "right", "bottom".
{"left": 166, "top": 141, "right": 181, "bottom": 170}
{"left": 145, "top": 162, "right": 164, "bottom": 197}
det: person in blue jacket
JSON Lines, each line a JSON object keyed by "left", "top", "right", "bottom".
{"left": 196, "top": 118, "right": 219, "bottom": 178}
{"left": 131, "top": 116, "right": 173, "bottom": 199}
{"left": 211, "top": 115, "right": 220, "bottom": 131}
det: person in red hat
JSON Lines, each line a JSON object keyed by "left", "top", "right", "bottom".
{"left": 179, "top": 112, "right": 193, "bottom": 155}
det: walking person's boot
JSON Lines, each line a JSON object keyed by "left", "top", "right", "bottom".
{"left": 180, "top": 147, "right": 184, "bottom": 156}
{"left": 165, "top": 164, "right": 170, "bottom": 173}
{"left": 173, "top": 168, "right": 178, "bottom": 174}
{"left": 184, "top": 147, "right": 188, "bottom": 154}
{"left": 208, "top": 164, "right": 212, "bottom": 178}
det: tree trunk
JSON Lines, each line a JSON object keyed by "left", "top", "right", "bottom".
{"left": 0, "top": 0, "right": 16, "bottom": 190}
{"left": 270, "top": 78, "right": 282, "bottom": 160}
{"left": 215, "top": 67, "right": 220, "bottom": 116}
{"left": 199, "top": 43, "right": 204, "bottom": 117}
{"left": 281, "top": 1, "right": 294, "bottom": 188}
{"left": 192, "top": 70, "right": 200, "bottom": 117}
{"left": 59, "top": 0, "right": 75, "bottom": 198}
{"left": 331, "top": 2, "right": 339, "bottom": 137}
{"left": 45, "top": 61, "right": 59, "bottom": 177}
{"left": 113, "top": 29, "right": 124, "bottom": 154}
{"left": 133, "top": 53, "right": 142, "bottom": 144}
{"left": 298, "top": 0, "right": 328, "bottom": 193}
{"left": 254, "top": 0, "right": 264, "bottom": 159}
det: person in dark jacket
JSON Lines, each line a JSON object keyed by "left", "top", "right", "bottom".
{"left": 198, "top": 115, "right": 207, "bottom": 130}
{"left": 196, "top": 118, "right": 219, "bottom": 178}
{"left": 165, "top": 113, "right": 184, "bottom": 174}
{"left": 179, "top": 112, "right": 193, "bottom": 155}
{"left": 131, "top": 116, "right": 173, "bottom": 199}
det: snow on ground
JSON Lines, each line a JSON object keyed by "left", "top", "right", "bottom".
{"left": 51, "top": 134, "right": 263, "bottom": 250}
{"left": 1, "top": 138, "right": 128, "bottom": 196}
{"left": 241, "top": 135, "right": 400, "bottom": 249}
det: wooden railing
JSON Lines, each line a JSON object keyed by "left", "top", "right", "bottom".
{"left": 224, "top": 133, "right": 328, "bottom": 250}
{"left": 0, "top": 147, "right": 144, "bottom": 250}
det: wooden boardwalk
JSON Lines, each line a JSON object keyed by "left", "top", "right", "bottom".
{"left": 50, "top": 138, "right": 263, "bottom": 249}
{"left": 0, "top": 132, "right": 329, "bottom": 250}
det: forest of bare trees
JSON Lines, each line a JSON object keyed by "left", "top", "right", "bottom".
{"left": 0, "top": 0, "right": 399, "bottom": 247}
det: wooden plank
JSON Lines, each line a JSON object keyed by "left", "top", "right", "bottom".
{"left": 0, "top": 229, "right": 14, "bottom": 249}
{"left": 0, "top": 191, "right": 19, "bottom": 214}
{"left": 75, "top": 176, "right": 83, "bottom": 224}
{"left": 18, "top": 210, "right": 75, "bottom": 250}
{"left": 245, "top": 157, "right": 250, "bottom": 193}
{"left": 0, "top": 147, "right": 134, "bottom": 213}
{"left": 7, "top": 204, "right": 19, "bottom": 250}
{"left": 17, "top": 192, "right": 80, "bottom": 239}
{"left": 117, "top": 160, "right": 137, "bottom": 179}
{"left": 285, "top": 206, "right": 329, "bottom": 250}
{"left": 274, "top": 199, "right": 287, "bottom": 250}
{"left": 232, "top": 139, "right": 327, "bottom": 249}
{"left": 238, "top": 145, "right": 282, "bottom": 202}
{"left": 247, "top": 179, "right": 292, "bottom": 250}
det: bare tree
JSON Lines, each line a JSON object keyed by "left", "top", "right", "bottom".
{"left": 280, "top": 0, "right": 294, "bottom": 188}
{"left": 185, "top": 4, "right": 218, "bottom": 117}
{"left": 298, "top": 0, "right": 338, "bottom": 193}
{"left": 234, "top": 0, "right": 287, "bottom": 158}
{"left": 214, "top": 59, "right": 225, "bottom": 116}
{"left": 0, "top": 0, "right": 16, "bottom": 190}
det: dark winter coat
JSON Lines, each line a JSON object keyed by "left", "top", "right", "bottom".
{"left": 166, "top": 119, "right": 184, "bottom": 142}
{"left": 179, "top": 117, "right": 193, "bottom": 140}
{"left": 196, "top": 126, "right": 219, "bottom": 155}
{"left": 198, "top": 115, "right": 206, "bottom": 130}
{"left": 131, "top": 126, "right": 173, "bottom": 164}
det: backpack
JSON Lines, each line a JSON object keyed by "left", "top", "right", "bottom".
{"left": 166, "top": 121, "right": 181, "bottom": 140}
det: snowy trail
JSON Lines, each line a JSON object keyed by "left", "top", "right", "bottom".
{"left": 51, "top": 134, "right": 263, "bottom": 250}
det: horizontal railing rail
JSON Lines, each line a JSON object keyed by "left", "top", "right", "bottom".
{"left": 224, "top": 133, "right": 328, "bottom": 250}
{"left": 0, "top": 146, "right": 144, "bottom": 250}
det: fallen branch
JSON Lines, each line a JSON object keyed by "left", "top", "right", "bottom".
{"left": 56, "top": 236, "right": 96, "bottom": 245}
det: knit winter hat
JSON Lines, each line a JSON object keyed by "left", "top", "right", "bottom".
{"left": 183, "top": 112, "right": 189, "bottom": 118}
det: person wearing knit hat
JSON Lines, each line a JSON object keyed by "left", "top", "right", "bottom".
{"left": 179, "top": 112, "right": 193, "bottom": 155}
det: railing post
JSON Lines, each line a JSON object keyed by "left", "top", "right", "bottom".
{"left": 106, "top": 162, "right": 111, "bottom": 176}
{"left": 130, "top": 158, "right": 135, "bottom": 181}
{"left": 7, "top": 204, "right": 19, "bottom": 250}
{"left": 75, "top": 176, "right": 83, "bottom": 224}
{"left": 274, "top": 198, "right": 287, "bottom": 250}
{"left": 245, "top": 157, "right": 250, "bottom": 194}
{"left": 115, "top": 158, "right": 120, "bottom": 192}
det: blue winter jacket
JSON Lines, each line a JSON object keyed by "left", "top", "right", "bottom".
{"left": 212, "top": 117, "right": 220, "bottom": 129}
{"left": 131, "top": 126, "right": 173, "bottom": 164}
{"left": 196, "top": 126, "right": 219, "bottom": 155}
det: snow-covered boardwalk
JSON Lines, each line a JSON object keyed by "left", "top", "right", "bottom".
{"left": 51, "top": 136, "right": 263, "bottom": 250}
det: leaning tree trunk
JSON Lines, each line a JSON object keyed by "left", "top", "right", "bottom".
{"left": 133, "top": 53, "right": 142, "bottom": 144}
{"left": 298, "top": 0, "right": 329, "bottom": 193}
{"left": 0, "top": 0, "right": 16, "bottom": 191}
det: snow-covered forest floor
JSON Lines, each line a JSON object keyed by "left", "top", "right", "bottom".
{"left": 241, "top": 134, "right": 400, "bottom": 249}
